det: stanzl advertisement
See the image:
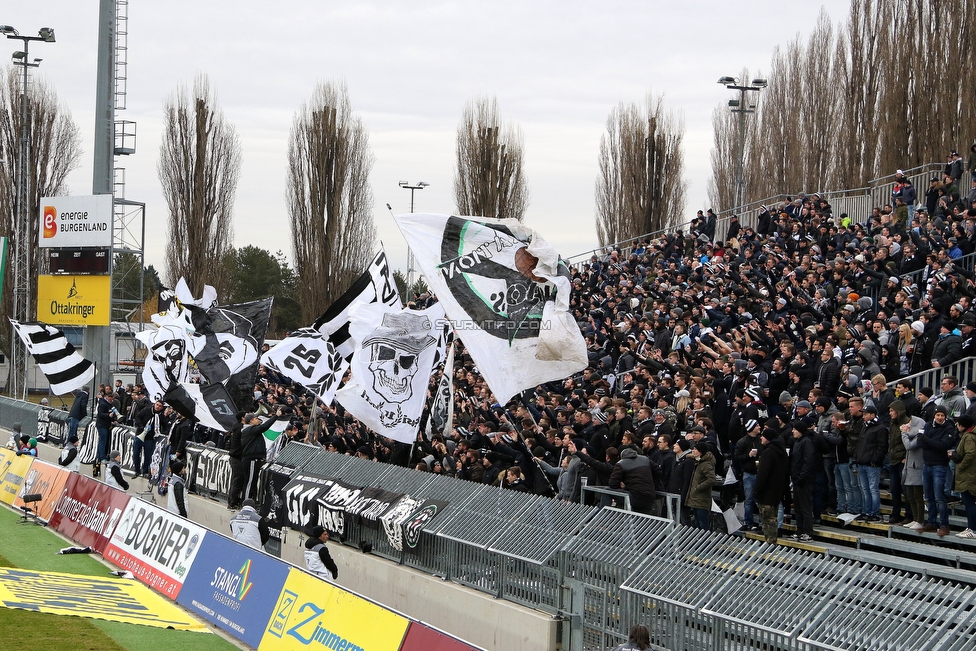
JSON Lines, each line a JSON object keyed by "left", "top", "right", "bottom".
{"left": 176, "top": 533, "right": 290, "bottom": 648}
{"left": 103, "top": 499, "right": 207, "bottom": 599}
{"left": 39, "top": 194, "right": 112, "bottom": 248}
{"left": 48, "top": 473, "right": 131, "bottom": 553}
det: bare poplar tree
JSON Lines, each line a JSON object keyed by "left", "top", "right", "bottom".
{"left": 158, "top": 75, "right": 240, "bottom": 298}
{"left": 288, "top": 81, "right": 375, "bottom": 324}
{"left": 711, "top": 1, "right": 976, "bottom": 203}
{"left": 454, "top": 96, "right": 528, "bottom": 221}
{"left": 707, "top": 108, "right": 737, "bottom": 213}
{"left": 595, "top": 94, "right": 685, "bottom": 245}
{"left": 0, "top": 68, "right": 81, "bottom": 350}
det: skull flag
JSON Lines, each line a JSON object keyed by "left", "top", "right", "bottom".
{"left": 336, "top": 302, "right": 446, "bottom": 444}
{"left": 394, "top": 213, "right": 587, "bottom": 403}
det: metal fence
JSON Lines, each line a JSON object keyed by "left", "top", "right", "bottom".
{"left": 570, "top": 163, "right": 973, "bottom": 270}
{"left": 7, "top": 400, "right": 976, "bottom": 651}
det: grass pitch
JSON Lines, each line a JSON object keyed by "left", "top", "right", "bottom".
{"left": 0, "top": 506, "right": 241, "bottom": 651}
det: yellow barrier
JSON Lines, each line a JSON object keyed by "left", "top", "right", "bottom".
{"left": 0, "top": 449, "right": 35, "bottom": 505}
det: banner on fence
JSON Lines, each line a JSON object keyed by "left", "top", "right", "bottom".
{"left": 186, "top": 444, "right": 232, "bottom": 497}
{"left": 78, "top": 422, "right": 137, "bottom": 468}
{"left": 315, "top": 479, "right": 362, "bottom": 538}
{"left": 36, "top": 406, "right": 71, "bottom": 446}
{"left": 260, "top": 568, "right": 409, "bottom": 651}
{"left": 48, "top": 473, "right": 130, "bottom": 552}
{"left": 103, "top": 498, "right": 207, "bottom": 598}
{"left": 282, "top": 473, "right": 335, "bottom": 531}
{"left": 176, "top": 533, "right": 290, "bottom": 648}
{"left": 13, "top": 459, "right": 69, "bottom": 522}
{"left": 0, "top": 448, "right": 34, "bottom": 505}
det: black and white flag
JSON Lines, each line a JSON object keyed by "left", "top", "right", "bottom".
{"left": 312, "top": 248, "right": 401, "bottom": 360}
{"left": 261, "top": 328, "right": 347, "bottom": 404}
{"left": 191, "top": 298, "right": 273, "bottom": 410}
{"left": 163, "top": 381, "right": 240, "bottom": 432}
{"left": 394, "top": 214, "right": 587, "bottom": 404}
{"left": 425, "top": 340, "right": 454, "bottom": 440}
{"left": 336, "top": 302, "right": 445, "bottom": 444}
{"left": 10, "top": 321, "right": 95, "bottom": 395}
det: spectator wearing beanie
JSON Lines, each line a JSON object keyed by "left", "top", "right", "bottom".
{"left": 918, "top": 406, "right": 957, "bottom": 536}
{"left": 952, "top": 415, "right": 976, "bottom": 538}
{"left": 790, "top": 422, "right": 819, "bottom": 541}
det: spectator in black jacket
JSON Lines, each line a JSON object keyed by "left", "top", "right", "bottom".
{"left": 67, "top": 387, "right": 89, "bottom": 446}
{"left": 240, "top": 411, "right": 277, "bottom": 503}
{"left": 918, "top": 406, "right": 957, "bottom": 536}
{"left": 754, "top": 428, "right": 789, "bottom": 544}
{"left": 667, "top": 439, "right": 695, "bottom": 525}
{"left": 854, "top": 404, "right": 888, "bottom": 522}
{"left": 733, "top": 419, "right": 763, "bottom": 531}
{"left": 609, "top": 447, "right": 657, "bottom": 515}
{"left": 790, "top": 422, "right": 820, "bottom": 541}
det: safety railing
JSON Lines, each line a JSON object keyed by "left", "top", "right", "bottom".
{"left": 11, "top": 404, "right": 976, "bottom": 651}
{"left": 892, "top": 357, "right": 976, "bottom": 399}
{"left": 569, "top": 163, "right": 972, "bottom": 269}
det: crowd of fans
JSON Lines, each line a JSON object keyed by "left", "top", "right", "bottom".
{"left": 93, "top": 148, "right": 976, "bottom": 543}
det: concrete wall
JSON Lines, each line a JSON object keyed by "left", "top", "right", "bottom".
{"left": 30, "top": 440, "right": 557, "bottom": 651}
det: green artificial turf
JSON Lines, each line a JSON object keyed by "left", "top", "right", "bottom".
{"left": 0, "top": 505, "right": 241, "bottom": 651}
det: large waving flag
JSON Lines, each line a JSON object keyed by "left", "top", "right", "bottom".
{"left": 394, "top": 214, "right": 587, "bottom": 403}
{"left": 10, "top": 321, "right": 95, "bottom": 395}
{"left": 336, "top": 302, "right": 446, "bottom": 444}
{"left": 312, "top": 248, "right": 401, "bottom": 360}
{"left": 425, "top": 340, "right": 455, "bottom": 440}
{"left": 261, "top": 328, "right": 347, "bottom": 404}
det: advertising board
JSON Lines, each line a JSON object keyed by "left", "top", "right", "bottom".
{"left": 260, "top": 568, "right": 409, "bottom": 651}
{"left": 39, "top": 194, "right": 113, "bottom": 248}
{"left": 0, "top": 448, "right": 34, "bottom": 505}
{"left": 12, "top": 459, "right": 70, "bottom": 522}
{"left": 176, "top": 533, "right": 290, "bottom": 648}
{"left": 37, "top": 274, "right": 112, "bottom": 326}
{"left": 48, "top": 472, "right": 130, "bottom": 552}
{"left": 103, "top": 498, "right": 207, "bottom": 598}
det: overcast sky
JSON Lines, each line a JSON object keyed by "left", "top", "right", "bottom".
{"left": 4, "top": 1, "right": 851, "bottom": 280}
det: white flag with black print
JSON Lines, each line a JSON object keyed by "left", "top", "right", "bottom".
{"left": 394, "top": 213, "right": 587, "bottom": 403}
{"left": 312, "top": 248, "right": 401, "bottom": 360}
{"left": 9, "top": 321, "right": 95, "bottom": 395}
{"left": 135, "top": 310, "right": 198, "bottom": 402}
{"left": 261, "top": 328, "right": 347, "bottom": 404}
{"left": 425, "top": 340, "right": 455, "bottom": 440}
{"left": 336, "top": 302, "right": 446, "bottom": 444}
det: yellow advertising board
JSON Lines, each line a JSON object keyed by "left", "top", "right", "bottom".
{"left": 0, "top": 567, "right": 209, "bottom": 631}
{"left": 37, "top": 274, "right": 111, "bottom": 326}
{"left": 0, "top": 447, "right": 36, "bottom": 505}
{"left": 261, "top": 568, "right": 409, "bottom": 651}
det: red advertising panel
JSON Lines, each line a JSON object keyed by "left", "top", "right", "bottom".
{"left": 103, "top": 499, "right": 207, "bottom": 599}
{"left": 12, "top": 460, "right": 70, "bottom": 523}
{"left": 398, "top": 622, "right": 483, "bottom": 651}
{"left": 48, "top": 473, "right": 130, "bottom": 553}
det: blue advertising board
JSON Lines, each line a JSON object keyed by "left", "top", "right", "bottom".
{"left": 176, "top": 532, "right": 290, "bottom": 648}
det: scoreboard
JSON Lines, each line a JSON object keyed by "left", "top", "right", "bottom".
{"left": 48, "top": 248, "right": 110, "bottom": 274}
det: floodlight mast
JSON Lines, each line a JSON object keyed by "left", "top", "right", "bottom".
{"left": 3, "top": 25, "right": 56, "bottom": 399}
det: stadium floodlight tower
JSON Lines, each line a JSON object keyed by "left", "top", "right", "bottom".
{"left": 1, "top": 24, "right": 56, "bottom": 399}
{"left": 399, "top": 181, "right": 429, "bottom": 290}
{"left": 718, "top": 75, "right": 767, "bottom": 219}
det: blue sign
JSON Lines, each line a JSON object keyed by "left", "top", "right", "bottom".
{"left": 176, "top": 532, "right": 290, "bottom": 648}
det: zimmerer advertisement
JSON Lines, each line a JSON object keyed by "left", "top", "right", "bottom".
{"left": 39, "top": 194, "right": 112, "bottom": 248}
{"left": 37, "top": 275, "right": 111, "bottom": 326}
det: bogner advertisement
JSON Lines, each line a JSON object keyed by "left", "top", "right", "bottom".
{"left": 39, "top": 195, "right": 112, "bottom": 248}
{"left": 103, "top": 499, "right": 207, "bottom": 599}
